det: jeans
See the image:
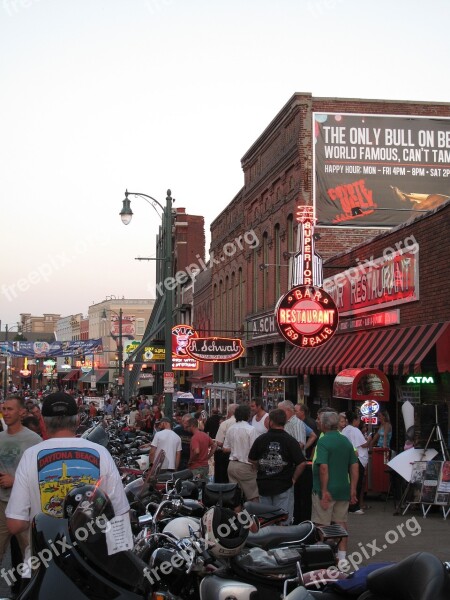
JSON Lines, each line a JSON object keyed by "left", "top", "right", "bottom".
{"left": 260, "top": 488, "right": 293, "bottom": 525}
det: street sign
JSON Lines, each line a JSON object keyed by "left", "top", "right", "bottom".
{"left": 163, "top": 372, "right": 174, "bottom": 393}
{"left": 117, "top": 376, "right": 124, "bottom": 385}
{"left": 90, "top": 375, "right": 96, "bottom": 389}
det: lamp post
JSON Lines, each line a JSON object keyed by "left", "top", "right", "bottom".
{"left": 101, "top": 307, "right": 123, "bottom": 397}
{"left": 120, "top": 189, "right": 174, "bottom": 420}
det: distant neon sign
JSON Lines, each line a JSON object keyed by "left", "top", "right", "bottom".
{"left": 360, "top": 400, "right": 380, "bottom": 417}
{"left": 186, "top": 337, "right": 244, "bottom": 363}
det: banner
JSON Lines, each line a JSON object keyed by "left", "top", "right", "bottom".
{"left": 314, "top": 113, "right": 450, "bottom": 226}
{"left": 0, "top": 339, "right": 103, "bottom": 358}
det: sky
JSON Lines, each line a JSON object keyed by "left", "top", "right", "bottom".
{"left": 1, "top": 0, "right": 449, "bottom": 329}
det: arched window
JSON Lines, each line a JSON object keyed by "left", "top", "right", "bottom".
{"left": 274, "top": 224, "right": 281, "bottom": 301}
{"left": 253, "top": 249, "right": 258, "bottom": 313}
{"left": 287, "top": 214, "right": 294, "bottom": 253}
{"left": 262, "top": 232, "right": 269, "bottom": 310}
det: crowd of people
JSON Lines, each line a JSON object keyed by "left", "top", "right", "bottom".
{"left": 0, "top": 387, "right": 394, "bottom": 590}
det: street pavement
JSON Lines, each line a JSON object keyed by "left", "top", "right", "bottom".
{"left": 346, "top": 494, "right": 450, "bottom": 566}
{"left": 0, "top": 496, "right": 449, "bottom": 598}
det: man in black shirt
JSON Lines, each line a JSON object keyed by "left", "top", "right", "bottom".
{"left": 203, "top": 408, "right": 222, "bottom": 440}
{"left": 248, "top": 409, "right": 306, "bottom": 524}
{"left": 173, "top": 413, "right": 193, "bottom": 470}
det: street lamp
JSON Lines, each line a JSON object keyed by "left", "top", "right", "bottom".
{"left": 119, "top": 189, "right": 174, "bottom": 419}
{"left": 101, "top": 307, "right": 123, "bottom": 397}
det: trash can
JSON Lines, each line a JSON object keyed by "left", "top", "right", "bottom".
{"left": 370, "top": 447, "right": 391, "bottom": 494}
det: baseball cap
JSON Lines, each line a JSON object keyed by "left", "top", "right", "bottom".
{"left": 42, "top": 392, "right": 78, "bottom": 417}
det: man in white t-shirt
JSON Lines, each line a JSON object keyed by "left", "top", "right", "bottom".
{"left": 150, "top": 418, "right": 182, "bottom": 471}
{"left": 341, "top": 411, "right": 370, "bottom": 515}
{"left": 214, "top": 403, "right": 238, "bottom": 483}
{"left": 223, "top": 404, "right": 259, "bottom": 502}
{"left": 6, "top": 392, "right": 129, "bottom": 534}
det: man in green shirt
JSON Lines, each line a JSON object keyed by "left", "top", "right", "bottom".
{"left": 312, "top": 411, "right": 358, "bottom": 565}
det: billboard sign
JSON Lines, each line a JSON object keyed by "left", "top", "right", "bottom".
{"left": 314, "top": 113, "right": 450, "bottom": 226}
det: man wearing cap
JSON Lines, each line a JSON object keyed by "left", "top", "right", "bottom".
{"left": 6, "top": 392, "right": 129, "bottom": 536}
{"left": 149, "top": 417, "right": 182, "bottom": 472}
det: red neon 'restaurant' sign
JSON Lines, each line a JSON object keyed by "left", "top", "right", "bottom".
{"left": 275, "top": 285, "right": 339, "bottom": 348}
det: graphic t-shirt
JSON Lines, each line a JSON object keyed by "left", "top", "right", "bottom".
{"left": 6, "top": 437, "right": 129, "bottom": 521}
{"left": 248, "top": 429, "right": 306, "bottom": 496}
{"left": 0, "top": 428, "right": 42, "bottom": 502}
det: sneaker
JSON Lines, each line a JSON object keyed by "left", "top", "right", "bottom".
{"left": 353, "top": 509, "right": 365, "bottom": 514}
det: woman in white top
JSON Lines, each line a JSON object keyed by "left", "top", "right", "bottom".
{"left": 342, "top": 411, "right": 370, "bottom": 514}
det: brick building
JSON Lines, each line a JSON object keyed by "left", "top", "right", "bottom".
{"left": 281, "top": 201, "right": 450, "bottom": 451}
{"left": 209, "top": 93, "right": 450, "bottom": 414}
{"left": 125, "top": 208, "right": 205, "bottom": 401}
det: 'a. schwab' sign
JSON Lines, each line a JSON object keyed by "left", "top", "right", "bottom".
{"left": 275, "top": 285, "right": 339, "bottom": 348}
{"left": 187, "top": 337, "right": 244, "bottom": 362}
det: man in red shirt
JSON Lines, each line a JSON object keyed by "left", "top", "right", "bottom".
{"left": 187, "top": 417, "right": 215, "bottom": 480}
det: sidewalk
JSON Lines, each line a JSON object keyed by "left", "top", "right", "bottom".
{"left": 345, "top": 494, "right": 450, "bottom": 566}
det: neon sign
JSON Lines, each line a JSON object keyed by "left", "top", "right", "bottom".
{"left": 172, "top": 325, "right": 198, "bottom": 371}
{"left": 275, "top": 285, "right": 339, "bottom": 348}
{"left": 406, "top": 376, "right": 435, "bottom": 384}
{"left": 187, "top": 337, "right": 244, "bottom": 363}
{"left": 360, "top": 400, "right": 380, "bottom": 417}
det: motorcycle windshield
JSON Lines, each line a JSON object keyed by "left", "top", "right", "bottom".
{"left": 81, "top": 424, "right": 109, "bottom": 447}
{"left": 124, "top": 477, "right": 145, "bottom": 497}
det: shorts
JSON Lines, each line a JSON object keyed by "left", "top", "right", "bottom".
{"left": 227, "top": 461, "right": 259, "bottom": 501}
{"left": 311, "top": 492, "right": 349, "bottom": 525}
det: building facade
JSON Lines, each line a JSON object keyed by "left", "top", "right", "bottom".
{"left": 209, "top": 92, "right": 450, "bottom": 416}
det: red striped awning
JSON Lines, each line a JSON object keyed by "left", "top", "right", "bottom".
{"left": 61, "top": 369, "right": 81, "bottom": 381}
{"left": 279, "top": 322, "right": 450, "bottom": 376}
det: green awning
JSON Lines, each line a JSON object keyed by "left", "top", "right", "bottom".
{"left": 79, "top": 369, "right": 109, "bottom": 384}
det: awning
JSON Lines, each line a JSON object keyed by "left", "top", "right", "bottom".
{"left": 79, "top": 369, "right": 109, "bottom": 384}
{"left": 333, "top": 368, "right": 389, "bottom": 401}
{"left": 279, "top": 321, "right": 450, "bottom": 376}
{"left": 62, "top": 369, "right": 81, "bottom": 382}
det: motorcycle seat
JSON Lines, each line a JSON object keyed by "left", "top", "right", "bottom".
{"left": 244, "top": 500, "right": 287, "bottom": 519}
{"left": 246, "top": 522, "right": 317, "bottom": 549}
{"left": 366, "top": 552, "right": 450, "bottom": 600}
{"left": 157, "top": 468, "right": 194, "bottom": 482}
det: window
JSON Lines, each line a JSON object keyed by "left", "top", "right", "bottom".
{"left": 287, "top": 214, "right": 294, "bottom": 253}
{"left": 274, "top": 224, "right": 281, "bottom": 300}
{"left": 253, "top": 250, "right": 258, "bottom": 313}
{"left": 262, "top": 232, "right": 268, "bottom": 310}
{"left": 135, "top": 318, "right": 145, "bottom": 336}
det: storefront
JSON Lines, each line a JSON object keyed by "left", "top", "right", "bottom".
{"left": 279, "top": 201, "right": 450, "bottom": 453}
{"left": 205, "top": 382, "right": 237, "bottom": 415}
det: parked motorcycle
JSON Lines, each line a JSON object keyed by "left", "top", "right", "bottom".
{"left": 141, "top": 498, "right": 340, "bottom": 600}
{"left": 283, "top": 551, "right": 450, "bottom": 600}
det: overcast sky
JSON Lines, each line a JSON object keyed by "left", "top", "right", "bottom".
{"left": 1, "top": 0, "right": 449, "bottom": 329}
